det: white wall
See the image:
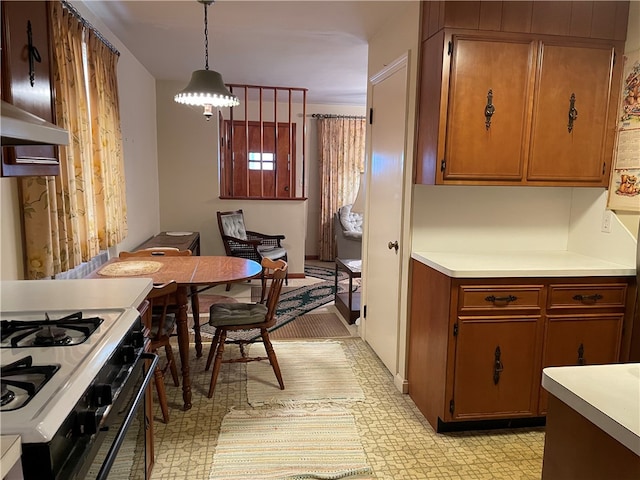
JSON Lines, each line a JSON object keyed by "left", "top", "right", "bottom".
{"left": 412, "top": 186, "right": 573, "bottom": 252}
{"left": 0, "top": 1, "right": 160, "bottom": 280}
{"left": 569, "top": 189, "right": 637, "bottom": 266}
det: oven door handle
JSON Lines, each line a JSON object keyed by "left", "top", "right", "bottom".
{"left": 95, "top": 353, "right": 158, "bottom": 480}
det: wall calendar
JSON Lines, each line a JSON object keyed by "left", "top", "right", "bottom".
{"left": 608, "top": 48, "right": 640, "bottom": 212}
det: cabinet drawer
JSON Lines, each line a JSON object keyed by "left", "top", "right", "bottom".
{"left": 547, "top": 284, "right": 627, "bottom": 309}
{"left": 459, "top": 285, "right": 543, "bottom": 312}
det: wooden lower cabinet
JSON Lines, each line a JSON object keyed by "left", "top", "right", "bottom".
{"left": 407, "top": 259, "right": 635, "bottom": 431}
{"left": 452, "top": 316, "right": 542, "bottom": 420}
{"left": 539, "top": 313, "right": 624, "bottom": 414}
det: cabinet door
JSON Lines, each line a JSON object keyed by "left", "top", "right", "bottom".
{"left": 527, "top": 42, "right": 615, "bottom": 184}
{"left": 451, "top": 315, "right": 541, "bottom": 420}
{"left": 1, "top": 1, "right": 59, "bottom": 176}
{"left": 539, "top": 314, "right": 623, "bottom": 413}
{"left": 443, "top": 36, "right": 535, "bottom": 182}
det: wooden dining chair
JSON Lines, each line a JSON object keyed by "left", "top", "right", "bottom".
{"left": 204, "top": 258, "right": 288, "bottom": 398}
{"left": 119, "top": 247, "right": 204, "bottom": 356}
{"left": 146, "top": 281, "right": 180, "bottom": 423}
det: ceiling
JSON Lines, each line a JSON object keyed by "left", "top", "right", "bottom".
{"left": 84, "top": 0, "right": 414, "bottom": 106}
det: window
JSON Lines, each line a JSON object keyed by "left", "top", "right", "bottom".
{"left": 248, "top": 152, "right": 275, "bottom": 171}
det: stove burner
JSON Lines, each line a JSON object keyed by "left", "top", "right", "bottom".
{"left": 0, "top": 311, "right": 103, "bottom": 348}
{"left": 0, "top": 382, "right": 15, "bottom": 407}
{"left": 0, "top": 355, "right": 60, "bottom": 411}
{"left": 34, "top": 326, "right": 72, "bottom": 346}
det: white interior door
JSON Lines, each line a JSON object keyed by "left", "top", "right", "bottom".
{"left": 363, "top": 55, "right": 408, "bottom": 375}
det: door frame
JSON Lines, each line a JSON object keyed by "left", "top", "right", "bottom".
{"left": 362, "top": 51, "right": 416, "bottom": 392}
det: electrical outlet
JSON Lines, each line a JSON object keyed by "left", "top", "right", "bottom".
{"left": 601, "top": 210, "right": 613, "bottom": 233}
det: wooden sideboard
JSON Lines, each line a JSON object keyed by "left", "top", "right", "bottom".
{"left": 135, "top": 232, "right": 200, "bottom": 256}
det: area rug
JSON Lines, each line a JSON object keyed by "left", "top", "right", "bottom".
{"left": 200, "top": 264, "right": 348, "bottom": 342}
{"left": 208, "top": 406, "right": 373, "bottom": 480}
{"left": 269, "top": 313, "right": 352, "bottom": 339}
{"left": 246, "top": 341, "right": 365, "bottom": 407}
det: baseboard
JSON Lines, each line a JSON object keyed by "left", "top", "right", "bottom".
{"left": 305, "top": 255, "right": 319, "bottom": 260}
{"left": 394, "top": 373, "right": 409, "bottom": 394}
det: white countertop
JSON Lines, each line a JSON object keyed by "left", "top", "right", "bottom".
{"left": 411, "top": 251, "right": 636, "bottom": 278}
{"left": 0, "top": 278, "right": 153, "bottom": 312}
{"left": 542, "top": 363, "right": 640, "bottom": 456}
{"left": 0, "top": 435, "right": 21, "bottom": 479}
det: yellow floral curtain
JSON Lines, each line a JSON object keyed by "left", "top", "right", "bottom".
{"left": 87, "top": 29, "right": 128, "bottom": 246}
{"left": 317, "top": 117, "right": 366, "bottom": 261}
{"left": 19, "top": 2, "right": 127, "bottom": 279}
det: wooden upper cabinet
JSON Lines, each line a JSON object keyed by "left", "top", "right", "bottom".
{"left": 527, "top": 41, "right": 617, "bottom": 184}
{"left": 443, "top": 36, "right": 535, "bottom": 182}
{"left": 1, "top": 1, "right": 60, "bottom": 177}
{"left": 415, "top": 0, "right": 628, "bottom": 187}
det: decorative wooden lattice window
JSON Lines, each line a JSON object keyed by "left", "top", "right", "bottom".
{"left": 219, "top": 85, "right": 307, "bottom": 200}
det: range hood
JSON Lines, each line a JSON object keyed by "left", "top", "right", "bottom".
{"left": 1, "top": 100, "right": 69, "bottom": 146}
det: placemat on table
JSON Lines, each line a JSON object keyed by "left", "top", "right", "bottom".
{"left": 97, "top": 261, "right": 162, "bottom": 276}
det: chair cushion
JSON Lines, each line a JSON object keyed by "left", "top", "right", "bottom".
{"left": 339, "top": 204, "right": 363, "bottom": 236}
{"left": 220, "top": 213, "right": 248, "bottom": 240}
{"left": 257, "top": 245, "right": 287, "bottom": 260}
{"left": 150, "top": 312, "right": 177, "bottom": 337}
{"left": 209, "top": 303, "right": 268, "bottom": 327}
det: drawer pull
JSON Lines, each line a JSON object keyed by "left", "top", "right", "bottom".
{"left": 493, "top": 346, "right": 504, "bottom": 385}
{"left": 485, "top": 295, "right": 517, "bottom": 304}
{"left": 577, "top": 343, "right": 585, "bottom": 366}
{"left": 572, "top": 293, "right": 603, "bottom": 304}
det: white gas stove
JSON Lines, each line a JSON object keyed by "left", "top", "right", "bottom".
{"left": 0, "top": 308, "right": 140, "bottom": 443}
{"left": 0, "top": 279, "right": 153, "bottom": 480}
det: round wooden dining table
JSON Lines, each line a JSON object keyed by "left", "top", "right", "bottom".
{"left": 90, "top": 255, "right": 262, "bottom": 410}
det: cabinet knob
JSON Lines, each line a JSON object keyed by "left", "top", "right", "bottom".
{"left": 387, "top": 241, "right": 399, "bottom": 253}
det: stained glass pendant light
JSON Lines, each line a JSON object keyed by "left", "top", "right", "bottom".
{"left": 174, "top": 0, "right": 239, "bottom": 119}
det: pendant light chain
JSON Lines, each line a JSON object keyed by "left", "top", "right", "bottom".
{"left": 203, "top": 2, "right": 209, "bottom": 70}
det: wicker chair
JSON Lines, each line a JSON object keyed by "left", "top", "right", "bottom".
{"left": 217, "top": 209, "right": 288, "bottom": 300}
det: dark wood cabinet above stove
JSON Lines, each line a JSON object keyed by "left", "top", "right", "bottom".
{"left": 1, "top": 0, "right": 60, "bottom": 177}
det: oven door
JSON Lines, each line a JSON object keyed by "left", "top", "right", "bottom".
{"left": 72, "top": 353, "right": 157, "bottom": 480}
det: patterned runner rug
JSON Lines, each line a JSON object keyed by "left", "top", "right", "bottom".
{"left": 246, "top": 341, "right": 365, "bottom": 407}
{"left": 199, "top": 264, "right": 348, "bottom": 341}
{"left": 209, "top": 406, "right": 373, "bottom": 480}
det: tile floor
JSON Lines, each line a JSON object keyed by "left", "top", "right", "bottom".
{"left": 149, "top": 265, "right": 545, "bottom": 479}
